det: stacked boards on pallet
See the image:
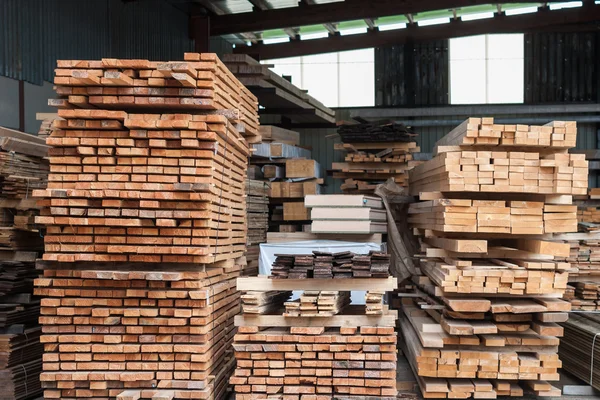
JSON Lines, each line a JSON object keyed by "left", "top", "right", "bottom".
{"left": 222, "top": 54, "right": 336, "bottom": 125}
{"left": 0, "top": 128, "right": 48, "bottom": 400}
{"left": 231, "top": 274, "right": 399, "bottom": 399}
{"left": 403, "top": 117, "right": 586, "bottom": 399}
{"left": 251, "top": 135, "right": 322, "bottom": 232}
{"left": 245, "top": 179, "right": 270, "bottom": 275}
{"left": 33, "top": 54, "right": 257, "bottom": 400}
{"left": 305, "top": 194, "right": 387, "bottom": 234}
{"left": 332, "top": 120, "right": 421, "bottom": 194}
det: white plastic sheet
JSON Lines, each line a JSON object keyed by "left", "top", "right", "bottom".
{"left": 259, "top": 240, "right": 382, "bottom": 304}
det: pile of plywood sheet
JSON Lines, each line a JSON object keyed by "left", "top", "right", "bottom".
{"left": 231, "top": 275, "right": 398, "bottom": 399}
{"left": 333, "top": 120, "right": 421, "bottom": 194}
{"left": 222, "top": 54, "right": 336, "bottom": 124}
{"left": 33, "top": 54, "right": 258, "bottom": 400}
{"left": 305, "top": 194, "right": 387, "bottom": 234}
{"left": 403, "top": 117, "right": 585, "bottom": 398}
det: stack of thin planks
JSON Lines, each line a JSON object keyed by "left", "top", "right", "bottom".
{"left": 333, "top": 120, "right": 421, "bottom": 193}
{"left": 231, "top": 275, "right": 399, "bottom": 399}
{"left": 33, "top": 53, "right": 258, "bottom": 400}
{"left": 563, "top": 282, "right": 600, "bottom": 310}
{"left": 245, "top": 179, "right": 270, "bottom": 275}
{"left": 305, "top": 194, "right": 387, "bottom": 234}
{"left": 403, "top": 117, "right": 584, "bottom": 398}
{"left": 35, "top": 265, "right": 241, "bottom": 400}
{"left": 270, "top": 251, "right": 390, "bottom": 279}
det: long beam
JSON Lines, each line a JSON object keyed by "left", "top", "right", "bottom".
{"left": 232, "top": 4, "right": 600, "bottom": 59}
{"left": 202, "top": 0, "right": 554, "bottom": 36}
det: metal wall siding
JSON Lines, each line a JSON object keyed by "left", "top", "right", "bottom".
{"left": 525, "top": 32, "right": 598, "bottom": 103}
{"left": 375, "top": 41, "right": 448, "bottom": 107}
{"left": 0, "top": 0, "right": 194, "bottom": 85}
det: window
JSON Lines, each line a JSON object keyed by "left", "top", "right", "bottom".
{"left": 449, "top": 34, "right": 524, "bottom": 104}
{"left": 264, "top": 49, "right": 375, "bottom": 108}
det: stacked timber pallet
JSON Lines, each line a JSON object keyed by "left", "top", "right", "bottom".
{"left": 245, "top": 179, "right": 270, "bottom": 275}
{"left": 332, "top": 120, "right": 421, "bottom": 193}
{"left": 251, "top": 136, "right": 322, "bottom": 233}
{"left": 32, "top": 54, "right": 257, "bottom": 400}
{"left": 231, "top": 275, "right": 399, "bottom": 399}
{"left": 222, "top": 55, "right": 336, "bottom": 125}
{"left": 0, "top": 127, "right": 48, "bottom": 400}
{"left": 403, "top": 117, "right": 585, "bottom": 398}
{"left": 305, "top": 194, "right": 387, "bottom": 234}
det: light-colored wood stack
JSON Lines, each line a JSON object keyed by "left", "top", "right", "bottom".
{"left": 404, "top": 117, "right": 585, "bottom": 398}
{"left": 33, "top": 54, "right": 258, "bottom": 400}
{"left": 231, "top": 276, "right": 399, "bottom": 399}
{"left": 333, "top": 121, "right": 421, "bottom": 193}
{"left": 246, "top": 179, "right": 270, "bottom": 275}
{"left": 563, "top": 282, "right": 600, "bottom": 310}
{"left": 51, "top": 54, "right": 260, "bottom": 143}
{"left": 34, "top": 109, "right": 249, "bottom": 263}
{"left": 0, "top": 127, "right": 48, "bottom": 400}
{"left": 305, "top": 194, "right": 387, "bottom": 234}
{"left": 35, "top": 264, "right": 242, "bottom": 400}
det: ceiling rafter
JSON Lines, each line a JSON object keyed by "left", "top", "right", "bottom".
{"left": 192, "top": 0, "right": 259, "bottom": 43}
{"left": 247, "top": 0, "right": 299, "bottom": 39}
{"left": 301, "top": 0, "right": 339, "bottom": 35}
{"left": 198, "top": 0, "right": 550, "bottom": 36}
{"left": 231, "top": 2, "right": 600, "bottom": 59}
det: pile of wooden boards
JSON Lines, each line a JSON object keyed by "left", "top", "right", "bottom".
{"left": 558, "top": 313, "right": 600, "bottom": 391}
{"left": 231, "top": 275, "right": 399, "bottom": 399}
{"left": 51, "top": 54, "right": 260, "bottom": 143}
{"left": 305, "top": 194, "right": 387, "bottom": 234}
{"left": 563, "top": 282, "right": 600, "bottom": 310}
{"left": 33, "top": 109, "right": 250, "bottom": 263}
{"left": 333, "top": 120, "right": 421, "bottom": 193}
{"left": 35, "top": 264, "right": 242, "bottom": 400}
{"left": 403, "top": 117, "right": 584, "bottom": 398}
{"left": 0, "top": 127, "right": 48, "bottom": 400}
{"left": 33, "top": 54, "right": 258, "bottom": 400}
{"left": 435, "top": 117, "right": 576, "bottom": 148}
{"left": 270, "top": 251, "right": 390, "bottom": 279}
{"left": 222, "top": 54, "right": 336, "bottom": 125}
{"left": 246, "top": 179, "right": 270, "bottom": 275}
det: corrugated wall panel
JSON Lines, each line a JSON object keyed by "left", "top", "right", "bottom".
{"left": 375, "top": 41, "right": 449, "bottom": 107}
{"left": 525, "top": 32, "right": 598, "bottom": 103}
{"left": 0, "top": 0, "right": 194, "bottom": 85}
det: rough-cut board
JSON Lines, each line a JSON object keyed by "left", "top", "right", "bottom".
{"left": 305, "top": 194, "right": 383, "bottom": 208}
{"left": 238, "top": 276, "right": 397, "bottom": 291}
{"left": 266, "top": 232, "right": 382, "bottom": 243}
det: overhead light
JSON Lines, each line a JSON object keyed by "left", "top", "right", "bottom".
{"left": 378, "top": 22, "right": 407, "bottom": 31}
{"left": 417, "top": 17, "right": 450, "bottom": 27}
{"left": 505, "top": 6, "right": 538, "bottom": 15}
{"left": 461, "top": 12, "right": 494, "bottom": 21}
{"left": 263, "top": 37, "right": 289, "bottom": 44}
{"left": 549, "top": 1, "right": 583, "bottom": 9}
{"left": 339, "top": 27, "right": 368, "bottom": 36}
{"left": 302, "top": 32, "right": 329, "bottom": 40}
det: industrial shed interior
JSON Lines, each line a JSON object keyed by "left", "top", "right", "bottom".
{"left": 1, "top": 0, "right": 600, "bottom": 399}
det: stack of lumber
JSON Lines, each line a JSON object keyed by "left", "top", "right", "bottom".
{"left": 231, "top": 275, "right": 399, "bottom": 399}
{"left": 270, "top": 251, "right": 390, "bottom": 279}
{"left": 434, "top": 117, "right": 576, "bottom": 148}
{"left": 0, "top": 128, "right": 48, "bottom": 400}
{"left": 559, "top": 313, "right": 600, "bottom": 391}
{"left": 241, "top": 291, "right": 291, "bottom": 314}
{"left": 403, "top": 117, "right": 584, "bottom": 398}
{"left": 35, "top": 265, "right": 242, "bottom": 400}
{"left": 246, "top": 179, "right": 270, "bottom": 275}
{"left": 333, "top": 120, "right": 421, "bottom": 193}
{"left": 34, "top": 109, "right": 250, "bottom": 263}
{"left": 283, "top": 291, "right": 351, "bottom": 317}
{"left": 51, "top": 54, "right": 260, "bottom": 143}
{"left": 33, "top": 54, "right": 258, "bottom": 400}
{"left": 305, "top": 194, "right": 387, "bottom": 234}
{"left": 562, "top": 282, "right": 600, "bottom": 310}
{"left": 222, "top": 54, "right": 336, "bottom": 124}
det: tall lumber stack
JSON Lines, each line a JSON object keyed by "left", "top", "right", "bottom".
{"left": 245, "top": 179, "right": 270, "bottom": 275}
{"left": 332, "top": 120, "right": 421, "bottom": 194}
{"left": 404, "top": 117, "right": 586, "bottom": 398}
{"left": 231, "top": 271, "right": 399, "bottom": 399}
{"left": 0, "top": 126, "right": 49, "bottom": 400}
{"left": 32, "top": 54, "right": 257, "bottom": 400}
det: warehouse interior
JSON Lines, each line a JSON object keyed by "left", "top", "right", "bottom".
{"left": 1, "top": 0, "right": 600, "bottom": 399}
